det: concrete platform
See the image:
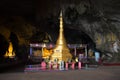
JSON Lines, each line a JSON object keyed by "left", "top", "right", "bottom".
{"left": 0, "top": 66, "right": 120, "bottom": 80}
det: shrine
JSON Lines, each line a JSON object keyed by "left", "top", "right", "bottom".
{"left": 29, "top": 11, "right": 88, "bottom": 64}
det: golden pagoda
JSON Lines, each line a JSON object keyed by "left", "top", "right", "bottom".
{"left": 4, "top": 42, "right": 15, "bottom": 58}
{"left": 51, "top": 11, "right": 72, "bottom": 62}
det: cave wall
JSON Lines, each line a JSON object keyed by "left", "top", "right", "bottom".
{"left": 0, "top": 16, "right": 36, "bottom": 45}
{"left": 60, "top": 1, "right": 120, "bottom": 53}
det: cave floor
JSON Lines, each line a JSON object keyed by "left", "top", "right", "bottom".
{"left": 0, "top": 66, "right": 120, "bottom": 80}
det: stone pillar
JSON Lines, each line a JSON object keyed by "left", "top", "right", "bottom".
{"left": 41, "top": 61, "right": 46, "bottom": 70}
{"left": 59, "top": 61, "right": 64, "bottom": 70}
{"left": 30, "top": 47, "right": 32, "bottom": 56}
{"left": 78, "top": 62, "right": 81, "bottom": 69}
{"left": 74, "top": 47, "right": 76, "bottom": 57}
{"left": 71, "top": 62, "right": 75, "bottom": 69}
{"left": 49, "top": 61, "right": 52, "bottom": 69}
{"left": 66, "top": 62, "right": 68, "bottom": 70}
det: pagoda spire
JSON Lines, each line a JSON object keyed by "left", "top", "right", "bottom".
{"left": 56, "top": 10, "right": 67, "bottom": 46}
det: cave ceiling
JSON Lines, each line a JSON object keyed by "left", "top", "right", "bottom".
{"left": 0, "top": 0, "right": 120, "bottom": 48}
{"left": 0, "top": 0, "right": 119, "bottom": 20}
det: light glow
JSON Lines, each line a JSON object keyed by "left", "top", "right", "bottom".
{"left": 4, "top": 42, "right": 15, "bottom": 58}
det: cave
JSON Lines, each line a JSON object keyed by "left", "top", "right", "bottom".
{"left": 0, "top": 0, "right": 120, "bottom": 62}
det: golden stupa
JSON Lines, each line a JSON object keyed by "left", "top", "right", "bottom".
{"left": 51, "top": 11, "right": 72, "bottom": 62}
{"left": 4, "top": 42, "right": 15, "bottom": 58}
